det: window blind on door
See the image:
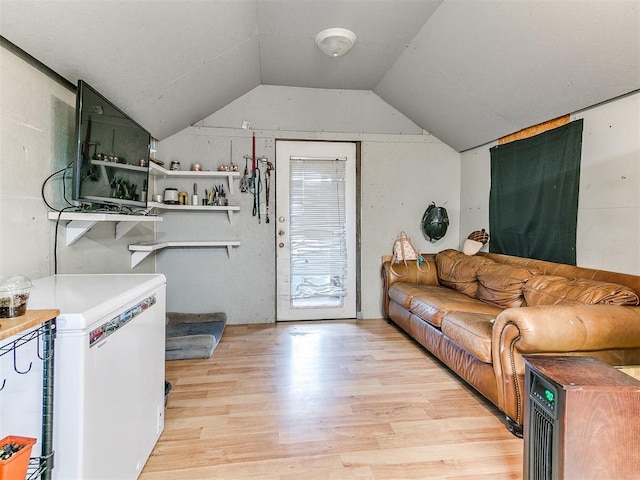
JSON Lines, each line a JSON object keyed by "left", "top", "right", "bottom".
{"left": 289, "top": 157, "right": 347, "bottom": 302}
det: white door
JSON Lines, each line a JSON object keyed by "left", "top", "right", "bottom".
{"left": 276, "top": 140, "right": 357, "bottom": 321}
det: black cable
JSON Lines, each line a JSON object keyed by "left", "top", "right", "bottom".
{"left": 255, "top": 168, "right": 262, "bottom": 223}
{"left": 41, "top": 161, "right": 75, "bottom": 211}
{"left": 41, "top": 161, "right": 76, "bottom": 273}
{"left": 61, "top": 166, "right": 73, "bottom": 206}
{"left": 41, "top": 167, "right": 67, "bottom": 211}
{"left": 53, "top": 206, "right": 75, "bottom": 274}
{"left": 265, "top": 169, "right": 271, "bottom": 223}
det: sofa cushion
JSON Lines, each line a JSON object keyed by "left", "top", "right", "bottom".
{"left": 435, "top": 249, "right": 496, "bottom": 297}
{"left": 406, "top": 285, "right": 503, "bottom": 327}
{"left": 388, "top": 282, "right": 437, "bottom": 309}
{"left": 441, "top": 312, "right": 496, "bottom": 363}
{"left": 476, "top": 263, "right": 540, "bottom": 308}
{"left": 523, "top": 275, "right": 640, "bottom": 306}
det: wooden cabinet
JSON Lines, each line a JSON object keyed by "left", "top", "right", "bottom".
{"left": 524, "top": 355, "right": 640, "bottom": 480}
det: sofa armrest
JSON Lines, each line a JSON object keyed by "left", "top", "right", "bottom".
{"left": 494, "top": 305, "right": 640, "bottom": 352}
{"left": 491, "top": 305, "right": 640, "bottom": 425}
{"left": 381, "top": 255, "right": 439, "bottom": 317}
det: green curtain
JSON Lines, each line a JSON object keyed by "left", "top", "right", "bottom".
{"left": 489, "top": 119, "right": 583, "bottom": 264}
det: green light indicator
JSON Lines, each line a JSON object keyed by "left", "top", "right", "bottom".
{"left": 544, "top": 389, "right": 555, "bottom": 403}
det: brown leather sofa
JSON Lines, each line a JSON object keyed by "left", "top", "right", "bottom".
{"left": 382, "top": 249, "right": 640, "bottom": 435}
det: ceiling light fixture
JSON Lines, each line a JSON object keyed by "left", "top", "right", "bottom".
{"left": 315, "top": 28, "right": 357, "bottom": 57}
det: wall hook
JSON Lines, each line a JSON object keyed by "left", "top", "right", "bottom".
{"left": 36, "top": 329, "right": 53, "bottom": 361}
{"left": 13, "top": 343, "right": 32, "bottom": 374}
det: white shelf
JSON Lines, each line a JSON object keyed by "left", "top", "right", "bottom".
{"left": 149, "top": 162, "right": 241, "bottom": 193}
{"left": 91, "top": 159, "right": 148, "bottom": 173}
{"left": 147, "top": 202, "right": 240, "bottom": 223}
{"left": 48, "top": 211, "right": 162, "bottom": 246}
{"left": 83, "top": 195, "right": 146, "bottom": 208}
{"left": 128, "top": 241, "right": 241, "bottom": 268}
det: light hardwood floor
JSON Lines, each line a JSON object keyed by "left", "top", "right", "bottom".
{"left": 140, "top": 319, "right": 523, "bottom": 479}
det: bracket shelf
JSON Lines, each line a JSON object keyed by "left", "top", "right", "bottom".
{"left": 48, "top": 212, "right": 162, "bottom": 246}
{"left": 149, "top": 163, "right": 241, "bottom": 194}
{"left": 147, "top": 202, "right": 240, "bottom": 223}
{"left": 128, "top": 241, "right": 241, "bottom": 268}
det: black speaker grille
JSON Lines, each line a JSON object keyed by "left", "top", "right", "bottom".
{"left": 528, "top": 401, "right": 554, "bottom": 480}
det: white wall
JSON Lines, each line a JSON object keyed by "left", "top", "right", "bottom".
{"left": 360, "top": 139, "right": 460, "bottom": 317}
{"left": 0, "top": 44, "right": 155, "bottom": 280}
{"left": 0, "top": 49, "right": 460, "bottom": 323}
{"left": 8, "top": 37, "right": 636, "bottom": 324}
{"left": 460, "top": 92, "right": 640, "bottom": 275}
{"left": 573, "top": 93, "right": 640, "bottom": 273}
{"left": 152, "top": 128, "right": 276, "bottom": 323}
{"left": 195, "top": 85, "right": 424, "bottom": 135}
{"left": 459, "top": 141, "right": 494, "bottom": 247}
{"left": 155, "top": 85, "right": 461, "bottom": 322}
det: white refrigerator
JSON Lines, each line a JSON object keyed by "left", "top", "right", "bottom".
{"left": 28, "top": 274, "right": 166, "bottom": 480}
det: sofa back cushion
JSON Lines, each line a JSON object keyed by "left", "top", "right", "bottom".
{"left": 481, "top": 251, "right": 640, "bottom": 295}
{"left": 523, "top": 275, "right": 640, "bottom": 306}
{"left": 476, "top": 263, "right": 541, "bottom": 308}
{"left": 435, "top": 249, "right": 495, "bottom": 297}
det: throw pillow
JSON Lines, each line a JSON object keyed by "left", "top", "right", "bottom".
{"left": 463, "top": 229, "right": 490, "bottom": 256}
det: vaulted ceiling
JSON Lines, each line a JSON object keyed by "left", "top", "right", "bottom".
{"left": 1, "top": 1, "right": 638, "bottom": 151}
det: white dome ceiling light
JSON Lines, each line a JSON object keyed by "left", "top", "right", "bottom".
{"left": 315, "top": 28, "right": 357, "bottom": 57}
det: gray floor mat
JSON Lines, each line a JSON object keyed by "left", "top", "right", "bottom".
{"left": 165, "top": 312, "right": 226, "bottom": 361}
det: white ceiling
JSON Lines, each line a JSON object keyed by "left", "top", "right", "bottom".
{"left": 1, "top": 0, "right": 638, "bottom": 151}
